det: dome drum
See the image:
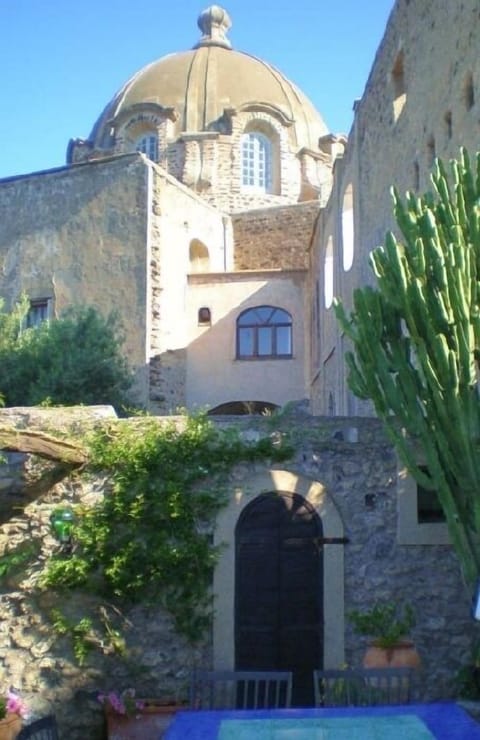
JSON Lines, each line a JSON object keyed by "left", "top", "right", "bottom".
{"left": 67, "top": 6, "right": 333, "bottom": 210}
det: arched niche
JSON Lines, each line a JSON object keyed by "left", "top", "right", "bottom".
{"left": 189, "top": 239, "right": 210, "bottom": 273}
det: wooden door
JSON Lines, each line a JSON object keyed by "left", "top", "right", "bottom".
{"left": 235, "top": 492, "right": 323, "bottom": 706}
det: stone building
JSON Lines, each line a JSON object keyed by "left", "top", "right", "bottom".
{"left": 311, "top": 0, "right": 480, "bottom": 417}
{"left": 1, "top": 1, "right": 480, "bottom": 733}
{"left": 0, "top": 5, "right": 342, "bottom": 416}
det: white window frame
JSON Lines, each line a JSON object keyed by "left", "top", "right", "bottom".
{"left": 136, "top": 134, "right": 158, "bottom": 161}
{"left": 241, "top": 132, "right": 272, "bottom": 193}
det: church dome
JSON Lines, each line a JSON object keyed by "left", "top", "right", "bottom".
{"left": 89, "top": 5, "right": 328, "bottom": 151}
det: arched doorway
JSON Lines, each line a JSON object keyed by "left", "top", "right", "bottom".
{"left": 235, "top": 492, "right": 323, "bottom": 706}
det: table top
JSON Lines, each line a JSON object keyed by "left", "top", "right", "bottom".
{"left": 164, "top": 702, "right": 480, "bottom": 740}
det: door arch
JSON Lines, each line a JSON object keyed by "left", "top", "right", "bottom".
{"left": 235, "top": 492, "right": 323, "bottom": 706}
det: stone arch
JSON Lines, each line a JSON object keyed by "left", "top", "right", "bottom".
{"left": 213, "top": 467, "right": 345, "bottom": 671}
{"left": 208, "top": 400, "right": 278, "bottom": 415}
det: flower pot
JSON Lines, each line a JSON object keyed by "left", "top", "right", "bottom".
{"left": 363, "top": 640, "right": 421, "bottom": 669}
{"left": 0, "top": 713, "right": 22, "bottom": 740}
{"left": 106, "top": 700, "right": 186, "bottom": 740}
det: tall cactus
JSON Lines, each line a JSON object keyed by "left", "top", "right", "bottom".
{"left": 335, "top": 149, "right": 480, "bottom": 585}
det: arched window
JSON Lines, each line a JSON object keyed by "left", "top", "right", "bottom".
{"left": 237, "top": 306, "right": 292, "bottom": 359}
{"left": 324, "top": 237, "right": 334, "bottom": 309}
{"left": 341, "top": 184, "right": 354, "bottom": 272}
{"left": 241, "top": 132, "right": 272, "bottom": 192}
{"left": 136, "top": 134, "right": 158, "bottom": 161}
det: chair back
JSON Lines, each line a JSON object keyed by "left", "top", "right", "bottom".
{"left": 191, "top": 669, "right": 292, "bottom": 709}
{"left": 16, "top": 715, "right": 59, "bottom": 740}
{"left": 313, "top": 667, "right": 413, "bottom": 707}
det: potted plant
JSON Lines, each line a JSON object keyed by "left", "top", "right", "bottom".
{"left": 98, "top": 689, "right": 187, "bottom": 740}
{"left": 348, "top": 601, "right": 421, "bottom": 669}
{"left": 0, "top": 690, "right": 28, "bottom": 740}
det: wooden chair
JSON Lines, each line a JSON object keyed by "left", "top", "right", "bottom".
{"left": 190, "top": 669, "right": 293, "bottom": 709}
{"left": 313, "top": 667, "right": 413, "bottom": 707}
{"left": 16, "top": 715, "right": 59, "bottom": 740}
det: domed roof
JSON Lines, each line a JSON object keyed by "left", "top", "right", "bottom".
{"left": 90, "top": 6, "right": 328, "bottom": 150}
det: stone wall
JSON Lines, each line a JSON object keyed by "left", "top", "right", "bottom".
{"left": 0, "top": 407, "right": 476, "bottom": 737}
{"left": 310, "top": 0, "right": 480, "bottom": 415}
{"left": 232, "top": 202, "right": 319, "bottom": 271}
{"left": 0, "top": 155, "right": 151, "bottom": 407}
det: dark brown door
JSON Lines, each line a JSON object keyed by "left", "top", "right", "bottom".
{"left": 235, "top": 492, "right": 323, "bottom": 706}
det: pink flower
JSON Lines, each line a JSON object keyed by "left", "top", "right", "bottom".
{"left": 6, "top": 691, "right": 29, "bottom": 718}
{"left": 98, "top": 689, "right": 143, "bottom": 717}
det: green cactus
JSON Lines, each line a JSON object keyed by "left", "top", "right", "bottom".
{"left": 335, "top": 148, "right": 480, "bottom": 585}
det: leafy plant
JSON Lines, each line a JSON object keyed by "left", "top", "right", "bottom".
{"left": 50, "top": 609, "right": 95, "bottom": 666}
{"left": 42, "top": 412, "right": 292, "bottom": 653}
{"left": 455, "top": 639, "right": 480, "bottom": 699}
{"left": 0, "top": 542, "right": 38, "bottom": 581}
{"left": 334, "top": 149, "right": 480, "bottom": 585}
{"left": 0, "top": 298, "right": 132, "bottom": 411}
{"left": 348, "top": 601, "right": 416, "bottom": 648}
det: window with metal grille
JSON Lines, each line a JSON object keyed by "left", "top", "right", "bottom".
{"left": 236, "top": 306, "right": 292, "bottom": 359}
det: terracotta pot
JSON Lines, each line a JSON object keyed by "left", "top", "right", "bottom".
{"left": 0, "top": 713, "right": 22, "bottom": 740}
{"left": 106, "top": 701, "right": 186, "bottom": 740}
{"left": 363, "top": 640, "right": 421, "bottom": 669}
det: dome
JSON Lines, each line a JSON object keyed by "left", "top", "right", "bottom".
{"left": 89, "top": 6, "right": 328, "bottom": 151}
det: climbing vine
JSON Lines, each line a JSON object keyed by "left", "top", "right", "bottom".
{"left": 41, "top": 412, "right": 293, "bottom": 650}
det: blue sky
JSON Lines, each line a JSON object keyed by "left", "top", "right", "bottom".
{"left": 1, "top": 0, "right": 394, "bottom": 179}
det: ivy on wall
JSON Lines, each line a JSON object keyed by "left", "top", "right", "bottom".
{"left": 41, "top": 412, "right": 293, "bottom": 652}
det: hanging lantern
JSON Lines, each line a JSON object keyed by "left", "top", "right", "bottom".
{"left": 49, "top": 507, "right": 76, "bottom": 544}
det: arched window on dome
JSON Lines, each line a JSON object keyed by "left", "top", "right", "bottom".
{"left": 236, "top": 305, "right": 292, "bottom": 359}
{"left": 241, "top": 132, "right": 273, "bottom": 193}
{"left": 136, "top": 134, "right": 159, "bottom": 162}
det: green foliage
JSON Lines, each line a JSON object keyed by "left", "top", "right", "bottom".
{"left": 0, "top": 299, "right": 132, "bottom": 410}
{"left": 335, "top": 148, "right": 480, "bottom": 584}
{"left": 455, "top": 639, "right": 480, "bottom": 699}
{"left": 0, "top": 542, "right": 39, "bottom": 581}
{"left": 50, "top": 609, "right": 95, "bottom": 666}
{"left": 42, "top": 413, "right": 292, "bottom": 648}
{"left": 348, "top": 601, "right": 416, "bottom": 649}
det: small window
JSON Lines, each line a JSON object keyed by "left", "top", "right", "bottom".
{"left": 427, "top": 136, "right": 436, "bottom": 168}
{"left": 413, "top": 161, "right": 420, "bottom": 191}
{"left": 241, "top": 132, "right": 272, "bottom": 192}
{"left": 416, "top": 466, "right": 445, "bottom": 524}
{"left": 341, "top": 185, "right": 354, "bottom": 272}
{"left": 397, "top": 458, "right": 449, "bottom": 546}
{"left": 136, "top": 134, "right": 158, "bottom": 161}
{"left": 26, "top": 298, "right": 51, "bottom": 328}
{"left": 392, "top": 50, "right": 406, "bottom": 122}
{"left": 444, "top": 111, "right": 452, "bottom": 140}
{"left": 464, "top": 72, "right": 475, "bottom": 110}
{"left": 198, "top": 307, "right": 211, "bottom": 325}
{"left": 324, "top": 237, "right": 334, "bottom": 309}
{"left": 236, "top": 306, "right": 292, "bottom": 360}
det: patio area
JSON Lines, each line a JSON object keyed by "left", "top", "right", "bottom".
{"left": 164, "top": 703, "right": 480, "bottom": 740}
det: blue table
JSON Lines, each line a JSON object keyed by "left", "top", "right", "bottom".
{"left": 164, "top": 703, "right": 480, "bottom": 739}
